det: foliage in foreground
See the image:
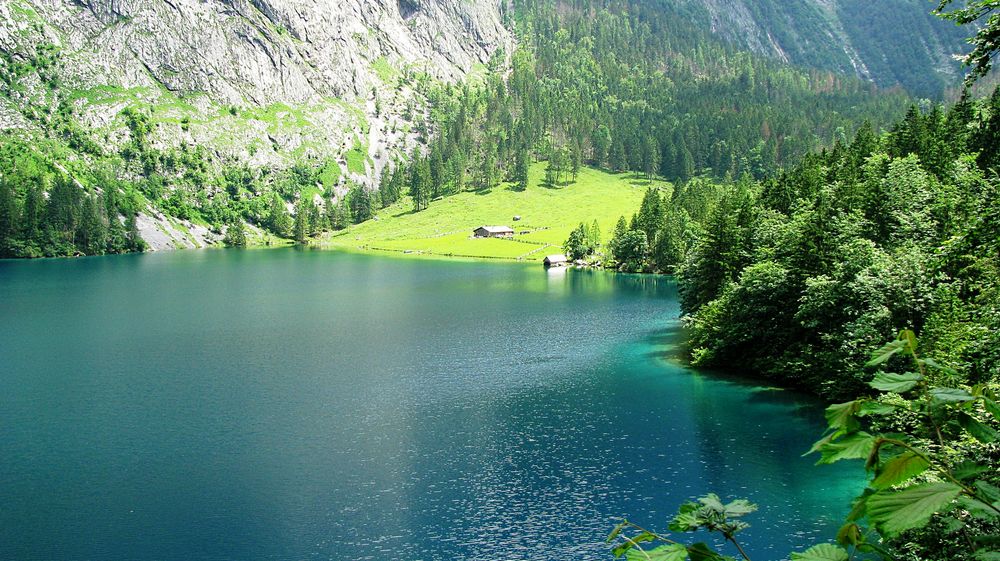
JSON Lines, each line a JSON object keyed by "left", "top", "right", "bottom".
{"left": 609, "top": 331, "right": 1000, "bottom": 561}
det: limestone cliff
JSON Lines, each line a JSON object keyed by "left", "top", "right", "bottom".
{"left": 1, "top": 0, "right": 511, "bottom": 176}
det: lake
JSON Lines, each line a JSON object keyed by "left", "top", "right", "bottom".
{"left": 0, "top": 248, "right": 859, "bottom": 561}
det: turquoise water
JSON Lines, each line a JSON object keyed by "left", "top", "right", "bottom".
{"left": 0, "top": 249, "right": 859, "bottom": 561}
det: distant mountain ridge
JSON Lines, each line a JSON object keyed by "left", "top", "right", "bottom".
{"left": 684, "top": 0, "right": 969, "bottom": 98}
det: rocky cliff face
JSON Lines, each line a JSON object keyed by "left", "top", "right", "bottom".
{"left": 0, "top": 0, "right": 511, "bottom": 249}
{"left": 27, "top": 0, "right": 508, "bottom": 105}
{"left": 1, "top": 0, "right": 510, "bottom": 174}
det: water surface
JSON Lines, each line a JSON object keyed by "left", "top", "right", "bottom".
{"left": 0, "top": 249, "right": 859, "bottom": 560}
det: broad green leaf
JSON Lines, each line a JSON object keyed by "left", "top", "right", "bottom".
{"left": 613, "top": 532, "right": 657, "bottom": 558}
{"left": 921, "top": 358, "right": 959, "bottom": 377}
{"left": 824, "top": 401, "right": 862, "bottom": 431}
{"left": 942, "top": 517, "right": 966, "bottom": 534}
{"left": 722, "top": 498, "right": 757, "bottom": 518}
{"left": 931, "top": 387, "right": 975, "bottom": 402}
{"left": 956, "top": 412, "right": 998, "bottom": 443}
{"left": 900, "top": 329, "right": 917, "bottom": 352}
{"left": 871, "top": 452, "right": 930, "bottom": 489}
{"left": 856, "top": 541, "right": 895, "bottom": 558}
{"left": 687, "top": 542, "right": 730, "bottom": 561}
{"left": 817, "top": 432, "right": 876, "bottom": 465}
{"left": 698, "top": 493, "right": 726, "bottom": 512}
{"left": 960, "top": 497, "right": 999, "bottom": 519}
{"left": 866, "top": 482, "right": 962, "bottom": 537}
{"left": 625, "top": 544, "right": 687, "bottom": 561}
{"left": 975, "top": 535, "right": 1000, "bottom": 547}
{"left": 869, "top": 371, "right": 922, "bottom": 393}
{"left": 975, "top": 481, "right": 1000, "bottom": 503}
{"left": 835, "top": 523, "right": 861, "bottom": 546}
{"left": 953, "top": 461, "right": 990, "bottom": 481}
{"left": 669, "top": 502, "right": 701, "bottom": 532}
{"left": 866, "top": 339, "right": 907, "bottom": 367}
{"left": 790, "top": 543, "right": 849, "bottom": 561}
{"left": 858, "top": 401, "right": 899, "bottom": 417}
{"left": 865, "top": 438, "right": 884, "bottom": 471}
{"left": 846, "top": 489, "right": 874, "bottom": 522}
{"left": 807, "top": 433, "right": 836, "bottom": 456}
{"left": 983, "top": 398, "right": 1000, "bottom": 423}
{"left": 974, "top": 551, "right": 1000, "bottom": 561}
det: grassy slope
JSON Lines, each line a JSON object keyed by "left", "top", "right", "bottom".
{"left": 320, "top": 163, "right": 668, "bottom": 261}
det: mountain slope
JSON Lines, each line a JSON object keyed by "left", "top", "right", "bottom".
{"left": 680, "top": 0, "right": 968, "bottom": 98}
{"left": 0, "top": 0, "right": 976, "bottom": 256}
{"left": 0, "top": 0, "right": 511, "bottom": 180}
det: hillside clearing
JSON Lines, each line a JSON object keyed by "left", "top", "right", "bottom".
{"left": 319, "top": 164, "right": 669, "bottom": 260}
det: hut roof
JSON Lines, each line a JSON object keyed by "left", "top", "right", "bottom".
{"left": 477, "top": 225, "right": 514, "bottom": 234}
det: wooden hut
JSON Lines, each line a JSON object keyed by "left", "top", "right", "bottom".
{"left": 543, "top": 254, "right": 569, "bottom": 267}
{"left": 473, "top": 226, "right": 515, "bottom": 238}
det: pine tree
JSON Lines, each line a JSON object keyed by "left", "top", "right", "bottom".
{"left": 410, "top": 158, "right": 431, "bottom": 211}
{"left": 974, "top": 87, "right": 1000, "bottom": 171}
{"left": 652, "top": 208, "right": 689, "bottom": 273}
{"left": 308, "top": 202, "right": 322, "bottom": 235}
{"left": 570, "top": 142, "right": 581, "bottom": 182}
{"left": 677, "top": 142, "right": 695, "bottom": 182}
{"left": 563, "top": 223, "right": 589, "bottom": 260}
{"left": 635, "top": 187, "right": 663, "bottom": 244}
{"left": 223, "top": 220, "right": 248, "bottom": 247}
{"left": 0, "top": 178, "right": 17, "bottom": 250}
{"left": 76, "top": 195, "right": 106, "bottom": 255}
{"left": 293, "top": 198, "right": 311, "bottom": 244}
{"left": 642, "top": 136, "right": 660, "bottom": 180}
{"left": 430, "top": 149, "right": 445, "bottom": 199}
{"left": 610, "top": 139, "right": 626, "bottom": 172}
{"left": 587, "top": 219, "right": 601, "bottom": 251}
{"left": 21, "top": 183, "right": 44, "bottom": 244}
{"left": 514, "top": 148, "right": 530, "bottom": 191}
{"left": 546, "top": 143, "right": 567, "bottom": 186}
{"left": 378, "top": 166, "right": 400, "bottom": 208}
{"left": 46, "top": 175, "right": 81, "bottom": 246}
{"left": 267, "top": 194, "right": 292, "bottom": 237}
{"left": 591, "top": 125, "right": 611, "bottom": 167}
{"left": 124, "top": 213, "right": 145, "bottom": 252}
{"left": 330, "top": 197, "right": 351, "bottom": 230}
{"left": 348, "top": 184, "right": 374, "bottom": 223}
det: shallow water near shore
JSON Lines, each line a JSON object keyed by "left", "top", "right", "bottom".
{"left": 1, "top": 248, "right": 859, "bottom": 561}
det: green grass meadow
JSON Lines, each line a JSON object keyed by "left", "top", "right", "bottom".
{"left": 320, "top": 163, "right": 668, "bottom": 261}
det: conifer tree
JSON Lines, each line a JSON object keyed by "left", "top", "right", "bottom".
{"left": 124, "top": 213, "right": 145, "bottom": 252}
{"left": 410, "top": 158, "right": 431, "bottom": 211}
{"left": 0, "top": 179, "right": 17, "bottom": 249}
{"left": 642, "top": 136, "right": 660, "bottom": 180}
{"left": 267, "top": 194, "right": 292, "bottom": 237}
{"left": 293, "top": 198, "right": 311, "bottom": 244}
{"left": 514, "top": 148, "right": 530, "bottom": 191}
{"left": 223, "top": 220, "right": 247, "bottom": 247}
{"left": 76, "top": 195, "right": 106, "bottom": 255}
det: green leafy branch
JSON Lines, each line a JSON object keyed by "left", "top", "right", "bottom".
{"left": 607, "top": 494, "right": 758, "bottom": 561}
{"left": 808, "top": 329, "right": 1000, "bottom": 560}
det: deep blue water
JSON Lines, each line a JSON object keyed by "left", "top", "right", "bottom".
{"left": 0, "top": 249, "right": 860, "bottom": 561}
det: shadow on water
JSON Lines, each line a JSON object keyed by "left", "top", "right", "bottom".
{"left": 642, "top": 319, "right": 825, "bottom": 421}
{"left": 555, "top": 267, "right": 677, "bottom": 299}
